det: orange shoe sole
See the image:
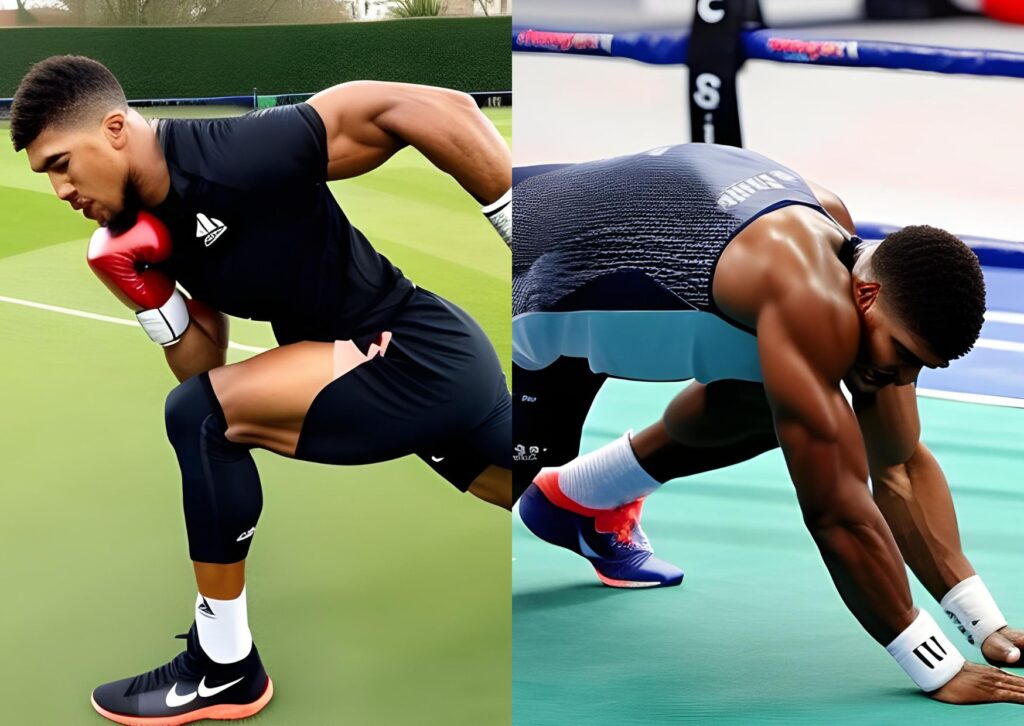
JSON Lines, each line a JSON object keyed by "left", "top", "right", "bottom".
{"left": 90, "top": 678, "right": 273, "bottom": 726}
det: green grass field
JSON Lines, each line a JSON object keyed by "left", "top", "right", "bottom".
{"left": 0, "top": 107, "right": 511, "bottom": 725}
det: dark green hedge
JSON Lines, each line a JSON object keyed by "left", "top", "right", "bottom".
{"left": 0, "top": 17, "right": 510, "bottom": 98}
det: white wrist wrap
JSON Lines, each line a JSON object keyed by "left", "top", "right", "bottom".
{"left": 482, "top": 188, "right": 511, "bottom": 247}
{"left": 136, "top": 290, "right": 189, "bottom": 346}
{"left": 886, "top": 610, "right": 964, "bottom": 692}
{"left": 941, "top": 575, "right": 1007, "bottom": 646}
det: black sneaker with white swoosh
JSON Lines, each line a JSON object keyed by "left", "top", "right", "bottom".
{"left": 90, "top": 623, "right": 272, "bottom": 725}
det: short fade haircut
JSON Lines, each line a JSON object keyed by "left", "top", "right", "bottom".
{"left": 10, "top": 55, "right": 127, "bottom": 152}
{"left": 872, "top": 225, "right": 986, "bottom": 361}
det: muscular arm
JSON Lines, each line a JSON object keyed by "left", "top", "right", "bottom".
{"left": 307, "top": 81, "right": 510, "bottom": 204}
{"left": 164, "top": 298, "right": 229, "bottom": 383}
{"left": 758, "top": 287, "right": 916, "bottom": 644}
{"left": 858, "top": 387, "right": 1024, "bottom": 667}
{"left": 856, "top": 385, "right": 975, "bottom": 601}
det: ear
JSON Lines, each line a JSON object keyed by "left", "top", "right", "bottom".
{"left": 852, "top": 278, "right": 881, "bottom": 313}
{"left": 102, "top": 111, "right": 128, "bottom": 150}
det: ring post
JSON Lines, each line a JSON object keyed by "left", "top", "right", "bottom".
{"left": 687, "top": 0, "right": 761, "bottom": 147}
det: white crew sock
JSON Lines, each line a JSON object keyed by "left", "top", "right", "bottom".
{"left": 194, "top": 587, "right": 253, "bottom": 664}
{"left": 558, "top": 432, "right": 662, "bottom": 509}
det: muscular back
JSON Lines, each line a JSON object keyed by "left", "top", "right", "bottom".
{"left": 713, "top": 203, "right": 861, "bottom": 381}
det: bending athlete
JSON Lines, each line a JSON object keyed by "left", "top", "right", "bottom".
{"left": 11, "top": 55, "right": 512, "bottom": 724}
{"left": 512, "top": 143, "right": 1024, "bottom": 704}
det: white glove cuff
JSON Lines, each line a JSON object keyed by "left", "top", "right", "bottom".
{"left": 886, "top": 609, "right": 964, "bottom": 692}
{"left": 482, "top": 188, "right": 511, "bottom": 247}
{"left": 136, "top": 290, "right": 189, "bottom": 347}
{"left": 941, "top": 575, "right": 1007, "bottom": 646}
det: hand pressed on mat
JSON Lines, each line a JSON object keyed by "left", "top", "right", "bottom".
{"left": 930, "top": 661, "right": 1024, "bottom": 705}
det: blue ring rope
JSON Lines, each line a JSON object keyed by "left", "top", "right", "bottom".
{"left": 513, "top": 27, "right": 1024, "bottom": 79}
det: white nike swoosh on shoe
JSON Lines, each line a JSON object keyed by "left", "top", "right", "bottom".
{"left": 430, "top": 456, "right": 445, "bottom": 463}
{"left": 165, "top": 683, "right": 198, "bottom": 708}
{"left": 197, "top": 676, "right": 244, "bottom": 698}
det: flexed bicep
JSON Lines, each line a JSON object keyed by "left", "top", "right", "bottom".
{"left": 307, "top": 82, "right": 407, "bottom": 180}
{"left": 308, "top": 80, "right": 509, "bottom": 203}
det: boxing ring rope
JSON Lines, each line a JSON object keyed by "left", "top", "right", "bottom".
{"left": 513, "top": 25, "right": 1024, "bottom": 269}
{"left": 858, "top": 224, "right": 1024, "bottom": 269}
{"left": 513, "top": 27, "right": 1024, "bottom": 79}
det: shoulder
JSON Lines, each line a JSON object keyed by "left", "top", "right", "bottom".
{"left": 761, "top": 268, "right": 859, "bottom": 381}
{"left": 158, "top": 105, "right": 326, "bottom": 191}
{"left": 804, "top": 178, "right": 856, "bottom": 234}
{"left": 160, "top": 105, "right": 322, "bottom": 155}
{"left": 719, "top": 208, "right": 857, "bottom": 322}
{"left": 719, "top": 213, "right": 860, "bottom": 380}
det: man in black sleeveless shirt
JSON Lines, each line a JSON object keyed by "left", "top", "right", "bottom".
{"left": 12, "top": 55, "right": 511, "bottom": 724}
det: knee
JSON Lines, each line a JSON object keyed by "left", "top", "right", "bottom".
{"left": 469, "top": 466, "right": 513, "bottom": 510}
{"left": 165, "top": 373, "right": 227, "bottom": 448}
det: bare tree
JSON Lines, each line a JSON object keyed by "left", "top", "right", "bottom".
{"left": 201, "top": 0, "right": 349, "bottom": 24}
{"left": 24, "top": 0, "right": 350, "bottom": 25}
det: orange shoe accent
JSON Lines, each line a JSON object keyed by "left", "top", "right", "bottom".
{"left": 89, "top": 678, "right": 273, "bottom": 726}
{"left": 595, "top": 498, "right": 646, "bottom": 544}
{"left": 594, "top": 569, "right": 663, "bottom": 588}
{"left": 532, "top": 469, "right": 605, "bottom": 517}
{"left": 532, "top": 469, "right": 646, "bottom": 544}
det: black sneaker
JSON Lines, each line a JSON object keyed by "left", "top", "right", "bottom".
{"left": 90, "top": 623, "right": 273, "bottom": 725}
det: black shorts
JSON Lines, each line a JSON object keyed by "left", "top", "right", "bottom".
{"left": 294, "top": 288, "right": 510, "bottom": 491}
{"left": 513, "top": 356, "right": 607, "bottom": 501}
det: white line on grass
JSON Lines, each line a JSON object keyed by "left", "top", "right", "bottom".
{"left": 0, "top": 295, "right": 136, "bottom": 327}
{"left": 0, "top": 294, "right": 268, "bottom": 353}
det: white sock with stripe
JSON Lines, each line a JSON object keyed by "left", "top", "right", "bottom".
{"left": 195, "top": 587, "right": 253, "bottom": 664}
{"left": 558, "top": 432, "right": 662, "bottom": 509}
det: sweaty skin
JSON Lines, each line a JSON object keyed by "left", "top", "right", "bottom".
{"left": 670, "top": 195, "right": 1024, "bottom": 704}
{"left": 307, "top": 80, "right": 511, "bottom": 203}
{"left": 714, "top": 204, "right": 918, "bottom": 644}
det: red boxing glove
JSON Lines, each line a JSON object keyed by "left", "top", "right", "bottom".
{"left": 87, "top": 211, "right": 189, "bottom": 346}
{"left": 953, "top": 0, "right": 1024, "bottom": 23}
{"left": 983, "top": 0, "right": 1024, "bottom": 24}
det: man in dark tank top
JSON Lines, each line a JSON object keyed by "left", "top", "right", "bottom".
{"left": 513, "top": 144, "right": 1024, "bottom": 703}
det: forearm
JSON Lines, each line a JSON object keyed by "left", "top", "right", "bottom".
{"left": 787, "top": 430, "right": 917, "bottom": 644}
{"left": 758, "top": 302, "right": 914, "bottom": 644}
{"left": 163, "top": 302, "right": 228, "bottom": 382}
{"left": 873, "top": 442, "right": 975, "bottom": 602}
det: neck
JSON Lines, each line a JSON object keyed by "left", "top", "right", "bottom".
{"left": 126, "top": 109, "right": 170, "bottom": 207}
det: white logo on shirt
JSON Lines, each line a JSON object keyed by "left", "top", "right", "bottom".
{"left": 196, "top": 213, "right": 228, "bottom": 247}
{"left": 716, "top": 170, "right": 797, "bottom": 210}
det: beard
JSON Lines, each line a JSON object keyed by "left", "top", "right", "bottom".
{"left": 105, "top": 178, "right": 143, "bottom": 235}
